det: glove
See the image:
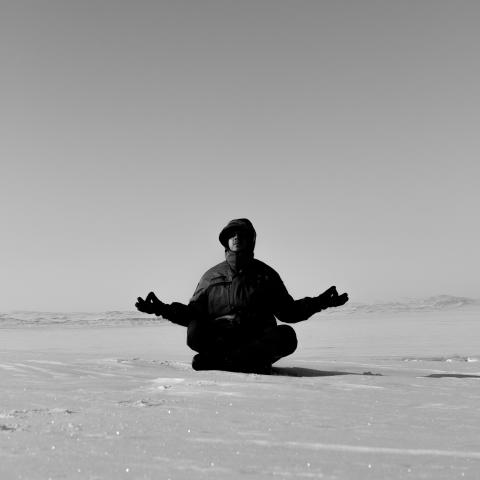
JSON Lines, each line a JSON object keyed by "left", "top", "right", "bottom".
{"left": 315, "top": 286, "right": 349, "bottom": 310}
{"left": 135, "top": 291, "right": 166, "bottom": 316}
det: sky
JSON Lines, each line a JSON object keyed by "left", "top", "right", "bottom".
{"left": 1, "top": 1, "right": 479, "bottom": 311}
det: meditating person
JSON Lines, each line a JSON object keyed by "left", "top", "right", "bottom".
{"left": 135, "top": 218, "right": 348, "bottom": 373}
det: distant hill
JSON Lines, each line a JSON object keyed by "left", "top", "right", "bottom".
{"left": 0, "top": 311, "right": 165, "bottom": 328}
{"left": 328, "top": 295, "right": 479, "bottom": 315}
{"left": 2, "top": 295, "right": 479, "bottom": 327}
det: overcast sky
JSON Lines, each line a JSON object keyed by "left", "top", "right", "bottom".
{"left": 1, "top": 1, "right": 479, "bottom": 311}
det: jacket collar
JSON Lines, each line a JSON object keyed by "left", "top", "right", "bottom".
{"left": 225, "top": 249, "right": 254, "bottom": 274}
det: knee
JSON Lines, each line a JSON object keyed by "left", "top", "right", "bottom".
{"left": 277, "top": 324, "right": 297, "bottom": 356}
{"left": 186, "top": 319, "right": 203, "bottom": 352}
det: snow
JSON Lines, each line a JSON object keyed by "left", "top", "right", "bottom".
{"left": 0, "top": 306, "right": 479, "bottom": 479}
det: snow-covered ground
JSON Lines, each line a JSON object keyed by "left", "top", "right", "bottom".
{"left": 1, "top": 300, "right": 479, "bottom": 479}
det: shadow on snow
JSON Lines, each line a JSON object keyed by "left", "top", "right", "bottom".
{"left": 271, "top": 366, "right": 383, "bottom": 377}
{"left": 270, "top": 368, "right": 480, "bottom": 379}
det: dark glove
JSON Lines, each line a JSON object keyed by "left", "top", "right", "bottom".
{"left": 135, "top": 291, "right": 166, "bottom": 316}
{"left": 315, "top": 286, "right": 349, "bottom": 311}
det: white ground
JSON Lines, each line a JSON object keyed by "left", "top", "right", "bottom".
{"left": 1, "top": 309, "right": 479, "bottom": 479}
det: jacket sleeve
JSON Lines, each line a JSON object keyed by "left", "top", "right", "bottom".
{"left": 270, "top": 272, "right": 326, "bottom": 324}
{"left": 158, "top": 278, "right": 209, "bottom": 327}
{"left": 159, "top": 302, "right": 193, "bottom": 327}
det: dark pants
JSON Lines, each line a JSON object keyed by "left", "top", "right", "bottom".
{"left": 186, "top": 319, "right": 297, "bottom": 366}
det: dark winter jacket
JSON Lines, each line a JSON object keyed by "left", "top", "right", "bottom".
{"left": 160, "top": 219, "right": 327, "bottom": 330}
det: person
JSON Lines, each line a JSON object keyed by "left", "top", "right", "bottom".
{"left": 135, "top": 218, "right": 348, "bottom": 374}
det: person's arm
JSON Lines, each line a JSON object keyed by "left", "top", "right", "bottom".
{"left": 135, "top": 292, "right": 193, "bottom": 327}
{"left": 271, "top": 275, "right": 348, "bottom": 324}
{"left": 135, "top": 276, "right": 210, "bottom": 327}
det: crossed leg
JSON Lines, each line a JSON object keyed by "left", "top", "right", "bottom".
{"left": 187, "top": 319, "right": 297, "bottom": 373}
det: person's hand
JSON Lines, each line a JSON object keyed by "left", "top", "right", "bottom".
{"left": 317, "top": 286, "right": 349, "bottom": 309}
{"left": 135, "top": 291, "right": 165, "bottom": 316}
{"left": 330, "top": 289, "right": 349, "bottom": 307}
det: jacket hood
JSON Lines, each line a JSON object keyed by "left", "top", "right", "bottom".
{"left": 219, "top": 218, "right": 256, "bottom": 251}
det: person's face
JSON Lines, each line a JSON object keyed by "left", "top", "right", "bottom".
{"left": 228, "top": 230, "right": 247, "bottom": 252}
